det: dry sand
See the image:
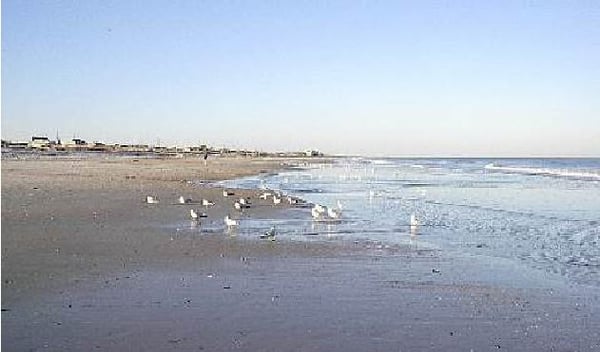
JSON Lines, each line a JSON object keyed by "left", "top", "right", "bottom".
{"left": 2, "top": 156, "right": 599, "bottom": 351}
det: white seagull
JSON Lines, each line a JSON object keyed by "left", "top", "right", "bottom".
{"left": 273, "top": 196, "right": 282, "bottom": 205}
{"left": 202, "top": 199, "right": 215, "bottom": 207}
{"left": 327, "top": 200, "right": 343, "bottom": 219}
{"left": 260, "top": 227, "right": 277, "bottom": 240}
{"left": 410, "top": 214, "right": 419, "bottom": 227}
{"left": 327, "top": 207, "right": 341, "bottom": 219}
{"left": 224, "top": 215, "right": 239, "bottom": 227}
{"left": 146, "top": 196, "right": 159, "bottom": 204}
{"left": 190, "top": 209, "right": 199, "bottom": 220}
{"left": 312, "top": 204, "right": 327, "bottom": 219}
{"left": 410, "top": 213, "right": 419, "bottom": 235}
{"left": 259, "top": 192, "right": 272, "bottom": 200}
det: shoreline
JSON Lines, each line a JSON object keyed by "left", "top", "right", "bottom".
{"left": 2, "top": 156, "right": 600, "bottom": 351}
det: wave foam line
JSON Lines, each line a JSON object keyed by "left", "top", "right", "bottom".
{"left": 484, "top": 163, "right": 600, "bottom": 180}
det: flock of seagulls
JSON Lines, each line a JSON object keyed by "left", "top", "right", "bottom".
{"left": 311, "top": 201, "right": 343, "bottom": 221}
{"left": 143, "top": 188, "right": 307, "bottom": 240}
{"left": 146, "top": 187, "right": 421, "bottom": 239}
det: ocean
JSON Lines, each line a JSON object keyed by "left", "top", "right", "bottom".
{"left": 220, "top": 158, "right": 600, "bottom": 287}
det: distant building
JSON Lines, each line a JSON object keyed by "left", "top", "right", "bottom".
{"left": 29, "top": 136, "right": 51, "bottom": 150}
{"left": 304, "top": 150, "right": 321, "bottom": 157}
{"left": 6, "top": 141, "right": 29, "bottom": 149}
{"left": 63, "top": 138, "right": 87, "bottom": 146}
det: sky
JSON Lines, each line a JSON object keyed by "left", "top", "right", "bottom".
{"left": 2, "top": 0, "right": 599, "bottom": 156}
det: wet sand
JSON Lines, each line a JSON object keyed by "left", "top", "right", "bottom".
{"left": 2, "top": 156, "right": 600, "bottom": 351}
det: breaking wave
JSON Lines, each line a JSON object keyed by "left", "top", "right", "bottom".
{"left": 484, "top": 163, "right": 600, "bottom": 181}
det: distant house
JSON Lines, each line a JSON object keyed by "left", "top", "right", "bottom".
{"left": 29, "top": 136, "right": 51, "bottom": 150}
{"left": 88, "top": 142, "right": 112, "bottom": 152}
{"left": 7, "top": 141, "right": 29, "bottom": 149}
{"left": 304, "top": 150, "right": 321, "bottom": 157}
{"left": 152, "top": 146, "right": 168, "bottom": 153}
{"left": 118, "top": 144, "right": 150, "bottom": 153}
{"left": 60, "top": 138, "right": 89, "bottom": 151}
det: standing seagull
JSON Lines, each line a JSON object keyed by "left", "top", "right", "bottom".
{"left": 312, "top": 204, "right": 327, "bottom": 219}
{"left": 260, "top": 226, "right": 277, "bottom": 240}
{"left": 410, "top": 214, "right": 419, "bottom": 235}
{"left": 327, "top": 207, "right": 341, "bottom": 219}
{"left": 190, "top": 209, "right": 199, "bottom": 220}
{"left": 224, "top": 215, "right": 239, "bottom": 227}
{"left": 146, "top": 196, "right": 159, "bottom": 204}
{"left": 410, "top": 214, "right": 419, "bottom": 227}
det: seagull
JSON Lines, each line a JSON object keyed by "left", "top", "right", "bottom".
{"left": 223, "top": 190, "right": 234, "bottom": 197}
{"left": 273, "top": 196, "right": 282, "bottom": 205}
{"left": 259, "top": 192, "right": 272, "bottom": 200}
{"left": 260, "top": 227, "right": 277, "bottom": 240}
{"left": 327, "top": 207, "right": 341, "bottom": 219}
{"left": 234, "top": 202, "right": 242, "bottom": 211}
{"left": 312, "top": 204, "right": 327, "bottom": 219}
{"left": 146, "top": 196, "right": 159, "bottom": 204}
{"left": 178, "top": 196, "right": 194, "bottom": 204}
{"left": 191, "top": 209, "right": 208, "bottom": 219}
{"left": 239, "top": 197, "right": 249, "bottom": 205}
{"left": 314, "top": 204, "right": 326, "bottom": 214}
{"left": 410, "top": 213, "right": 419, "bottom": 235}
{"left": 410, "top": 214, "right": 419, "bottom": 227}
{"left": 202, "top": 199, "right": 215, "bottom": 207}
{"left": 312, "top": 206, "right": 323, "bottom": 219}
{"left": 287, "top": 196, "right": 301, "bottom": 204}
{"left": 224, "top": 215, "right": 238, "bottom": 227}
{"left": 326, "top": 200, "right": 343, "bottom": 219}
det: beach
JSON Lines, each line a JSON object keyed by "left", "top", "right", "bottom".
{"left": 2, "top": 156, "right": 599, "bottom": 351}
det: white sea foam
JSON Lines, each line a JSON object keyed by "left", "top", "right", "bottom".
{"left": 484, "top": 163, "right": 600, "bottom": 180}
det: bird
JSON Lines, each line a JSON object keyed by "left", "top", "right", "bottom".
{"left": 410, "top": 214, "right": 419, "bottom": 227}
{"left": 287, "top": 196, "right": 300, "bottom": 204}
{"left": 410, "top": 213, "right": 419, "bottom": 235}
{"left": 146, "top": 196, "right": 159, "bottom": 204}
{"left": 202, "top": 199, "right": 215, "bottom": 207}
{"left": 327, "top": 207, "right": 341, "bottom": 219}
{"left": 327, "top": 201, "right": 343, "bottom": 219}
{"left": 311, "top": 206, "right": 323, "bottom": 219}
{"left": 223, "top": 190, "right": 234, "bottom": 197}
{"left": 259, "top": 192, "right": 272, "bottom": 200}
{"left": 178, "top": 196, "right": 194, "bottom": 204}
{"left": 273, "top": 196, "right": 282, "bottom": 205}
{"left": 190, "top": 209, "right": 199, "bottom": 220}
{"left": 312, "top": 204, "right": 327, "bottom": 219}
{"left": 239, "top": 197, "right": 249, "bottom": 205}
{"left": 260, "top": 227, "right": 277, "bottom": 240}
{"left": 224, "top": 215, "right": 238, "bottom": 227}
{"left": 234, "top": 202, "right": 242, "bottom": 211}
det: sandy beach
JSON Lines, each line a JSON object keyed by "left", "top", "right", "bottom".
{"left": 2, "top": 156, "right": 599, "bottom": 351}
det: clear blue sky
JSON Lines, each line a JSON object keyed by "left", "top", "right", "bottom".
{"left": 2, "top": 0, "right": 599, "bottom": 156}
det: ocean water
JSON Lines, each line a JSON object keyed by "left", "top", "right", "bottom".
{"left": 220, "top": 158, "right": 600, "bottom": 287}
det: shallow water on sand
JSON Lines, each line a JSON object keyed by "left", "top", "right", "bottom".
{"left": 220, "top": 158, "right": 600, "bottom": 287}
